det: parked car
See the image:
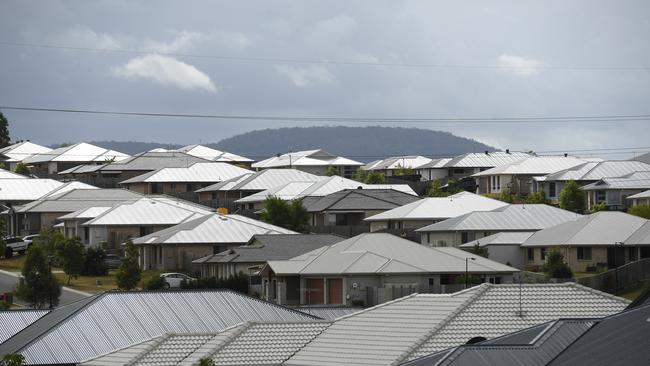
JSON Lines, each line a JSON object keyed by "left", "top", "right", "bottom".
{"left": 22, "top": 234, "right": 40, "bottom": 247}
{"left": 160, "top": 273, "right": 196, "bottom": 289}
{"left": 3, "top": 237, "right": 28, "bottom": 257}
{"left": 104, "top": 254, "right": 121, "bottom": 269}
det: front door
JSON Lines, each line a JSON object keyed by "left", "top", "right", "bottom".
{"left": 327, "top": 278, "right": 343, "bottom": 304}
{"left": 305, "top": 278, "right": 324, "bottom": 305}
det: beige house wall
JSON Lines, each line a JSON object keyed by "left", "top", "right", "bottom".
{"left": 522, "top": 246, "right": 609, "bottom": 273}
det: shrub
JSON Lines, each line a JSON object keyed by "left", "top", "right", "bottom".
{"left": 628, "top": 204, "right": 650, "bottom": 219}
{"left": 542, "top": 250, "right": 573, "bottom": 279}
{"left": 526, "top": 191, "right": 547, "bottom": 204}
{"left": 82, "top": 247, "right": 109, "bottom": 276}
{"left": 559, "top": 180, "right": 585, "bottom": 213}
{"left": 181, "top": 272, "right": 249, "bottom": 294}
{"left": 590, "top": 201, "right": 608, "bottom": 213}
{"left": 144, "top": 274, "right": 165, "bottom": 290}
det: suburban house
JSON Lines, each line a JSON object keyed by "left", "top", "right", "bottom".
{"left": 404, "top": 303, "right": 649, "bottom": 366}
{"left": 416, "top": 204, "right": 581, "bottom": 247}
{"left": 72, "top": 284, "right": 630, "bottom": 366}
{"left": 251, "top": 149, "right": 363, "bottom": 178}
{"left": 22, "top": 142, "right": 130, "bottom": 177}
{"left": 10, "top": 186, "right": 138, "bottom": 236}
{"left": 118, "top": 162, "right": 252, "bottom": 195}
{"left": 81, "top": 196, "right": 214, "bottom": 249}
{"left": 58, "top": 150, "right": 211, "bottom": 188}
{"left": 459, "top": 232, "right": 536, "bottom": 269}
{"left": 415, "top": 157, "right": 451, "bottom": 181}
{"left": 303, "top": 188, "right": 421, "bottom": 237}
{"left": 0, "top": 177, "right": 64, "bottom": 207}
{"left": 535, "top": 160, "right": 650, "bottom": 203}
{"left": 442, "top": 151, "right": 531, "bottom": 179}
{"left": 263, "top": 233, "right": 518, "bottom": 306}
{"left": 195, "top": 168, "right": 321, "bottom": 210}
{"left": 58, "top": 206, "right": 112, "bottom": 243}
{"left": 582, "top": 171, "right": 650, "bottom": 210}
{"left": 520, "top": 211, "right": 650, "bottom": 272}
{"left": 132, "top": 213, "right": 296, "bottom": 271}
{"left": 174, "top": 144, "right": 254, "bottom": 165}
{"left": 284, "top": 283, "right": 628, "bottom": 366}
{"left": 193, "top": 233, "right": 344, "bottom": 288}
{"left": 0, "top": 140, "right": 52, "bottom": 170}
{"left": 0, "top": 290, "right": 316, "bottom": 366}
{"left": 628, "top": 189, "right": 650, "bottom": 206}
{"left": 472, "top": 155, "right": 591, "bottom": 195}
{"left": 234, "top": 175, "right": 416, "bottom": 212}
{"left": 364, "top": 191, "right": 508, "bottom": 237}
{"left": 363, "top": 155, "right": 435, "bottom": 177}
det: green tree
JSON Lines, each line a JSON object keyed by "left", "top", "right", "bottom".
{"left": 325, "top": 165, "right": 339, "bottom": 177}
{"left": 261, "top": 197, "right": 308, "bottom": 232}
{"left": 427, "top": 180, "right": 449, "bottom": 197}
{"left": 0, "top": 112, "right": 10, "bottom": 148}
{"left": 394, "top": 164, "right": 414, "bottom": 176}
{"left": 82, "top": 247, "right": 109, "bottom": 276}
{"left": 526, "top": 191, "right": 547, "bottom": 204}
{"left": 559, "top": 179, "right": 586, "bottom": 213}
{"left": 468, "top": 243, "right": 489, "bottom": 258}
{"left": 58, "top": 237, "right": 85, "bottom": 285}
{"left": 499, "top": 187, "right": 513, "bottom": 203}
{"left": 14, "top": 163, "right": 31, "bottom": 177}
{"left": 15, "top": 244, "right": 61, "bottom": 308}
{"left": 199, "top": 357, "right": 215, "bottom": 366}
{"left": 628, "top": 204, "right": 650, "bottom": 219}
{"left": 542, "top": 250, "right": 573, "bottom": 279}
{"left": 116, "top": 240, "right": 142, "bottom": 290}
{"left": 352, "top": 168, "right": 368, "bottom": 183}
{"left": 2, "top": 354, "right": 26, "bottom": 366}
{"left": 35, "top": 228, "right": 66, "bottom": 256}
{"left": 365, "top": 171, "right": 385, "bottom": 184}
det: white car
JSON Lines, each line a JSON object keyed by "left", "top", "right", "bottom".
{"left": 160, "top": 273, "right": 196, "bottom": 288}
{"left": 3, "top": 237, "right": 28, "bottom": 257}
{"left": 22, "top": 234, "right": 40, "bottom": 247}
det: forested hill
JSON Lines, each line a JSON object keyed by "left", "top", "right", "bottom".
{"left": 214, "top": 126, "right": 495, "bottom": 162}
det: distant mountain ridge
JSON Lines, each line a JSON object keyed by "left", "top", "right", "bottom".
{"left": 83, "top": 126, "right": 495, "bottom": 162}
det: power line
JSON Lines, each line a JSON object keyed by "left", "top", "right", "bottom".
{"left": 1, "top": 40, "right": 649, "bottom": 71}
{"left": 2, "top": 106, "right": 650, "bottom": 124}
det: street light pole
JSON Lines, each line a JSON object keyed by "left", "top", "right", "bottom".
{"left": 465, "top": 257, "right": 476, "bottom": 289}
{"left": 614, "top": 241, "right": 624, "bottom": 295}
{"left": 47, "top": 254, "right": 54, "bottom": 309}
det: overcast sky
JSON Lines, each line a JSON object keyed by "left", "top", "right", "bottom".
{"left": 1, "top": 0, "right": 649, "bottom": 158}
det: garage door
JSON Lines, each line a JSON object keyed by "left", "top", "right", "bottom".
{"left": 306, "top": 278, "right": 324, "bottom": 304}
{"left": 327, "top": 278, "right": 343, "bottom": 304}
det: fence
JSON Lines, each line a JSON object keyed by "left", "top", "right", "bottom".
{"left": 577, "top": 258, "right": 650, "bottom": 294}
{"left": 309, "top": 225, "right": 370, "bottom": 238}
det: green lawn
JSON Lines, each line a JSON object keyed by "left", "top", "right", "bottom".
{"left": 619, "top": 281, "right": 650, "bottom": 301}
{"left": 0, "top": 255, "right": 26, "bottom": 272}
{"left": 54, "top": 272, "right": 118, "bottom": 293}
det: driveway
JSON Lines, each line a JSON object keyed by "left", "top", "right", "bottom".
{"left": 0, "top": 270, "right": 92, "bottom": 308}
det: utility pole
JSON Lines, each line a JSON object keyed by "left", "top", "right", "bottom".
{"left": 47, "top": 254, "right": 54, "bottom": 309}
{"left": 465, "top": 257, "right": 476, "bottom": 289}
{"left": 614, "top": 241, "right": 624, "bottom": 295}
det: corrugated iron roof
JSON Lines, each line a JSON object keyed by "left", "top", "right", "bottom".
{"left": 0, "top": 310, "right": 49, "bottom": 344}
{"left": 268, "top": 233, "right": 518, "bottom": 275}
{"left": 365, "top": 192, "right": 508, "bottom": 222}
{"left": 15, "top": 188, "right": 140, "bottom": 213}
{"left": 57, "top": 206, "right": 112, "bottom": 220}
{"left": 521, "top": 211, "right": 648, "bottom": 247}
{"left": 132, "top": 213, "right": 296, "bottom": 245}
{"left": 0, "top": 141, "right": 52, "bottom": 162}
{"left": 252, "top": 149, "right": 363, "bottom": 169}
{"left": 363, "top": 156, "right": 433, "bottom": 171}
{"left": 459, "top": 231, "right": 536, "bottom": 248}
{"left": 415, "top": 157, "right": 452, "bottom": 169}
{"left": 544, "top": 160, "right": 650, "bottom": 181}
{"left": 119, "top": 162, "right": 251, "bottom": 184}
{"left": 628, "top": 189, "right": 650, "bottom": 199}
{"left": 175, "top": 144, "right": 253, "bottom": 163}
{"left": 473, "top": 156, "right": 590, "bottom": 177}
{"left": 443, "top": 151, "right": 531, "bottom": 168}
{"left": 83, "top": 196, "right": 214, "bottom": 226}
{"left": 582, "top": 171, "right": 650, "bottom": 190}
{"left": 197, "top": 169, "right": 321, "bottom": 193}
{"left": 23, "top": 142, "right": 130, "bottom": 164}
{"left": 0, "top": 179, "right": 64, "bottom": 201}
{"left": 1, "top": 290, "right": 318, "bottom": 365}
{"left": 416, "top": 204, "right": 582, "bottom": 232}
{"left": 304, "top": 189, "right": 421, "bottom": 212}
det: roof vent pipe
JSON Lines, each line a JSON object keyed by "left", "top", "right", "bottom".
{"left": 506, "top": 149, "right": 510, "bottom": 154}
{"left": 484, "top": 151, "right": 489, "bottom": 155}
{"left": 564, "top": 153, "right": 568, "bottom": 157}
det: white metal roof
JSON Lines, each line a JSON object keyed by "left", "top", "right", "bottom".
{"left": 459, "top": 231, "right": 536, "bottom": 247}
{"left": 83, "top": 196, "right": 214, "bottom": 226}
{"left": 628, "top": 189, "right": 650, "bottom": 199}
{"left": 365, "top": 191, "right": 508, "bottom": 222}
{"left": 196, "top": 169, "right": 322, "bottom": 192}
{"left": 286, "top": 283, "right": 628, "bottom": 366}
{"left": 415, "top": 158, "right": 452, "bottom": 169}
{"left": 0, "top": 169, "right": 32, "bottom": 179}
{"left": 443, "top": 151, "right": 531, "bottom": 168}
{"left": 473, "top": 156, "right": 590, "bottom": 177}
{"left": 0, "top": 310, "right": 49, "bottom": 344}
{"left": 23, "top": 142, "right": 130, "bottom": 163}
{"left": 252, "top": 149, "right": 363, "bottom": 169}
{"left": 119, "top": 162, "right": 252, "bottom": 184}
{"left": 132, "top": 213, "right": 296, "bottom": 245}
{"left": 581, "top": 171, "right": 650, "bottom": 190}
{"left": 268, "top": 232, "right": 518, "bottom": 275}
{"left": 0, "top": 178, "right": 64, "bottom": 201}
{"left": 416, "top": 204, "right": 582, "bottom": 232}
{"left": 58, "top": 206, "right": 112, "bottom": 220}
{"left": 544, "top": 160, "right": 650, "bottom": 182}
{"left": 0, "top": 141, "right": 52, "bottom": 162}
{"left": 521, "top": 211, "right": 649, "bottom": 247}
{"left": 364, "top": 156, "right": 433, "bottom": 171}
{"left": 175, "top": 144, "right": 254, "bottom": 163}
{"left": 235, "top": 176, "right": 415, "bottom": 204}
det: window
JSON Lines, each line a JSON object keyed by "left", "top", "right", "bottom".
{"left": 628, "top": 247, "right": 637, "bottom": 261}
{"left": 548, "top": 182, "right": 556, "bottom": 198}
{"left": 527, "top": 248, "right": 534, "bottom": 262}
{"left": 577, "top": 247, "right": 592, "bottom": 260}
{"left": 540, "top": 248, "right": 547, "bottom": 261}
{"left": 453, "top": 168, "right": 465, "bottom": 175}
{"left": 461, "top": 232, "right": 469, "bottom": 244}
{"left": 596, "top": 191, "right": 606, "bottom": 203}
{"left": 186, "top": 183, "right": 192, "bottom": 192}
{"left": 440, "top": 274, "right": 453, "bottom": 285}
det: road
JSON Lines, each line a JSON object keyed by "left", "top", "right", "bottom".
{"left": 0, "top": 270, "right": 91, "bottom": 308}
